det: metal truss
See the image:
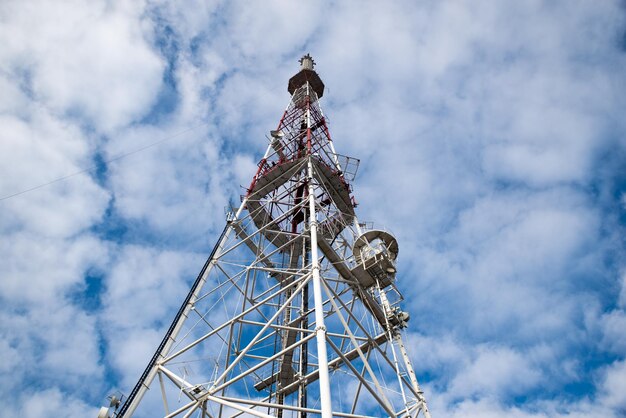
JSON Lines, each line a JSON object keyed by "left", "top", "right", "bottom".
{"left": 110, "top": 56, "right": 431, "bottom": 418}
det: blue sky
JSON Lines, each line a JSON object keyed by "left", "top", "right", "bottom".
{"left": 1, "top": 0, "right": 626, "bottom": 417}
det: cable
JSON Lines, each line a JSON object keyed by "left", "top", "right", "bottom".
{"left": 0, "top": 121, "right": 210, "bottom": 202}
{"left": 0, "top": 75, "right": 294, "bottom": 204}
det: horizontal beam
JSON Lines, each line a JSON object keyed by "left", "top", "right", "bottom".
{"left": 269, "top": 332, "right": 389, "bottom": 396}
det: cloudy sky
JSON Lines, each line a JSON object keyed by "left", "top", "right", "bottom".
{"left": 1, "top": 0, "right": 626, "bottom": 417}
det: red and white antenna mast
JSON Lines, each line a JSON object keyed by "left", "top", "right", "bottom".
{"left": 101, "top": 55, "right": 431, "bottom": 418}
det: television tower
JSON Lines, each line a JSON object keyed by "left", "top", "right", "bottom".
{"left": 100, "top": 55, "right": 431, "bottom": 418}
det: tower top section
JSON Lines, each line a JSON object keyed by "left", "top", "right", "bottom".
{"left": 299, "top": 53, "right": 315, "bottom": 70}
{"left": 288, "top": 53, "right": 325, "bottom": 99}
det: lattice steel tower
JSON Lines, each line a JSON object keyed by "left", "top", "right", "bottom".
{"left": 101, "top": 55, "right": 431, "bottom": 418}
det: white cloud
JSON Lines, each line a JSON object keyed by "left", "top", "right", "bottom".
{"left": 0, "top": 0, "right": 168, "bottom": 415}
{"left": 0, "top": 301, "right": 106, "bottom": 416}
{"left": 19, "top": 388, "right": 99, "bottom": 418}
{"left": 39, "top": 305, "right": 103, "bottom": 377}
{"left": 218, "top": 1, "right": 322, "bottom": 60}
{"left": 0, "top": 233, "right": 107, "bottom": 301}
{"left": 620, "top": 271, "right": 626, "bottom": 308}
{"left": 0, "top": 0, "right": 625, "bottom": 416}
{"left": 103, "top": 245, "right": 202, "bottom": 327}
{"left": 0, "top": 0, "right": 164, "bottom": 132}
{"left": 448, "top": 345, "right": 541, "bottom": 399}
{"left": 101, "top": 244, "right": 206, "bottom": 383}
{"left": 600, "top": 310, "right": 626, "bottom": 354}
{"left": 105, "top": 124, "right": 230, "bottom": 240}
{"left": 598, "top": 359, "right": 626, "bottom": 411}
{"left": 404, "top": 332, "right": 468, "bottom": 377}
{"left": 232, "top": 153, "right": 258, "bottom": 190}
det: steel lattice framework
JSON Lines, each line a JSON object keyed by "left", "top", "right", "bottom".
{"left": 103, "top": 55, "right": 431, "bottom": 418}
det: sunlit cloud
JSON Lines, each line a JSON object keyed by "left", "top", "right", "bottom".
{"left": 0, "top": 1, "right": 625, "bottom": 417}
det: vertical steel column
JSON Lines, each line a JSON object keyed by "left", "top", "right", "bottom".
{"left": 298, "top": 243, "right": 309, "bottom": 417}
{"left": 396, "top": 333, "right": 432, "bottom": 418}
{"left": 307, "top": 156, "right": 332, "bottom": 417}
{"left": 377, "top": 284, "right": 410, "bottom": 410}
{"left": 306, "top": 78, "right": 332, "bottom": 417}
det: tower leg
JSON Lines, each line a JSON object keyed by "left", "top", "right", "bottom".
{"left": 306, "top": 156, "right": 333, "bottom": 418}
{"left": 396, "top": 333, "right": 431, "bottom": 418}
{"left": 298, "top": 246, "right": 309, "bottom": 418}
